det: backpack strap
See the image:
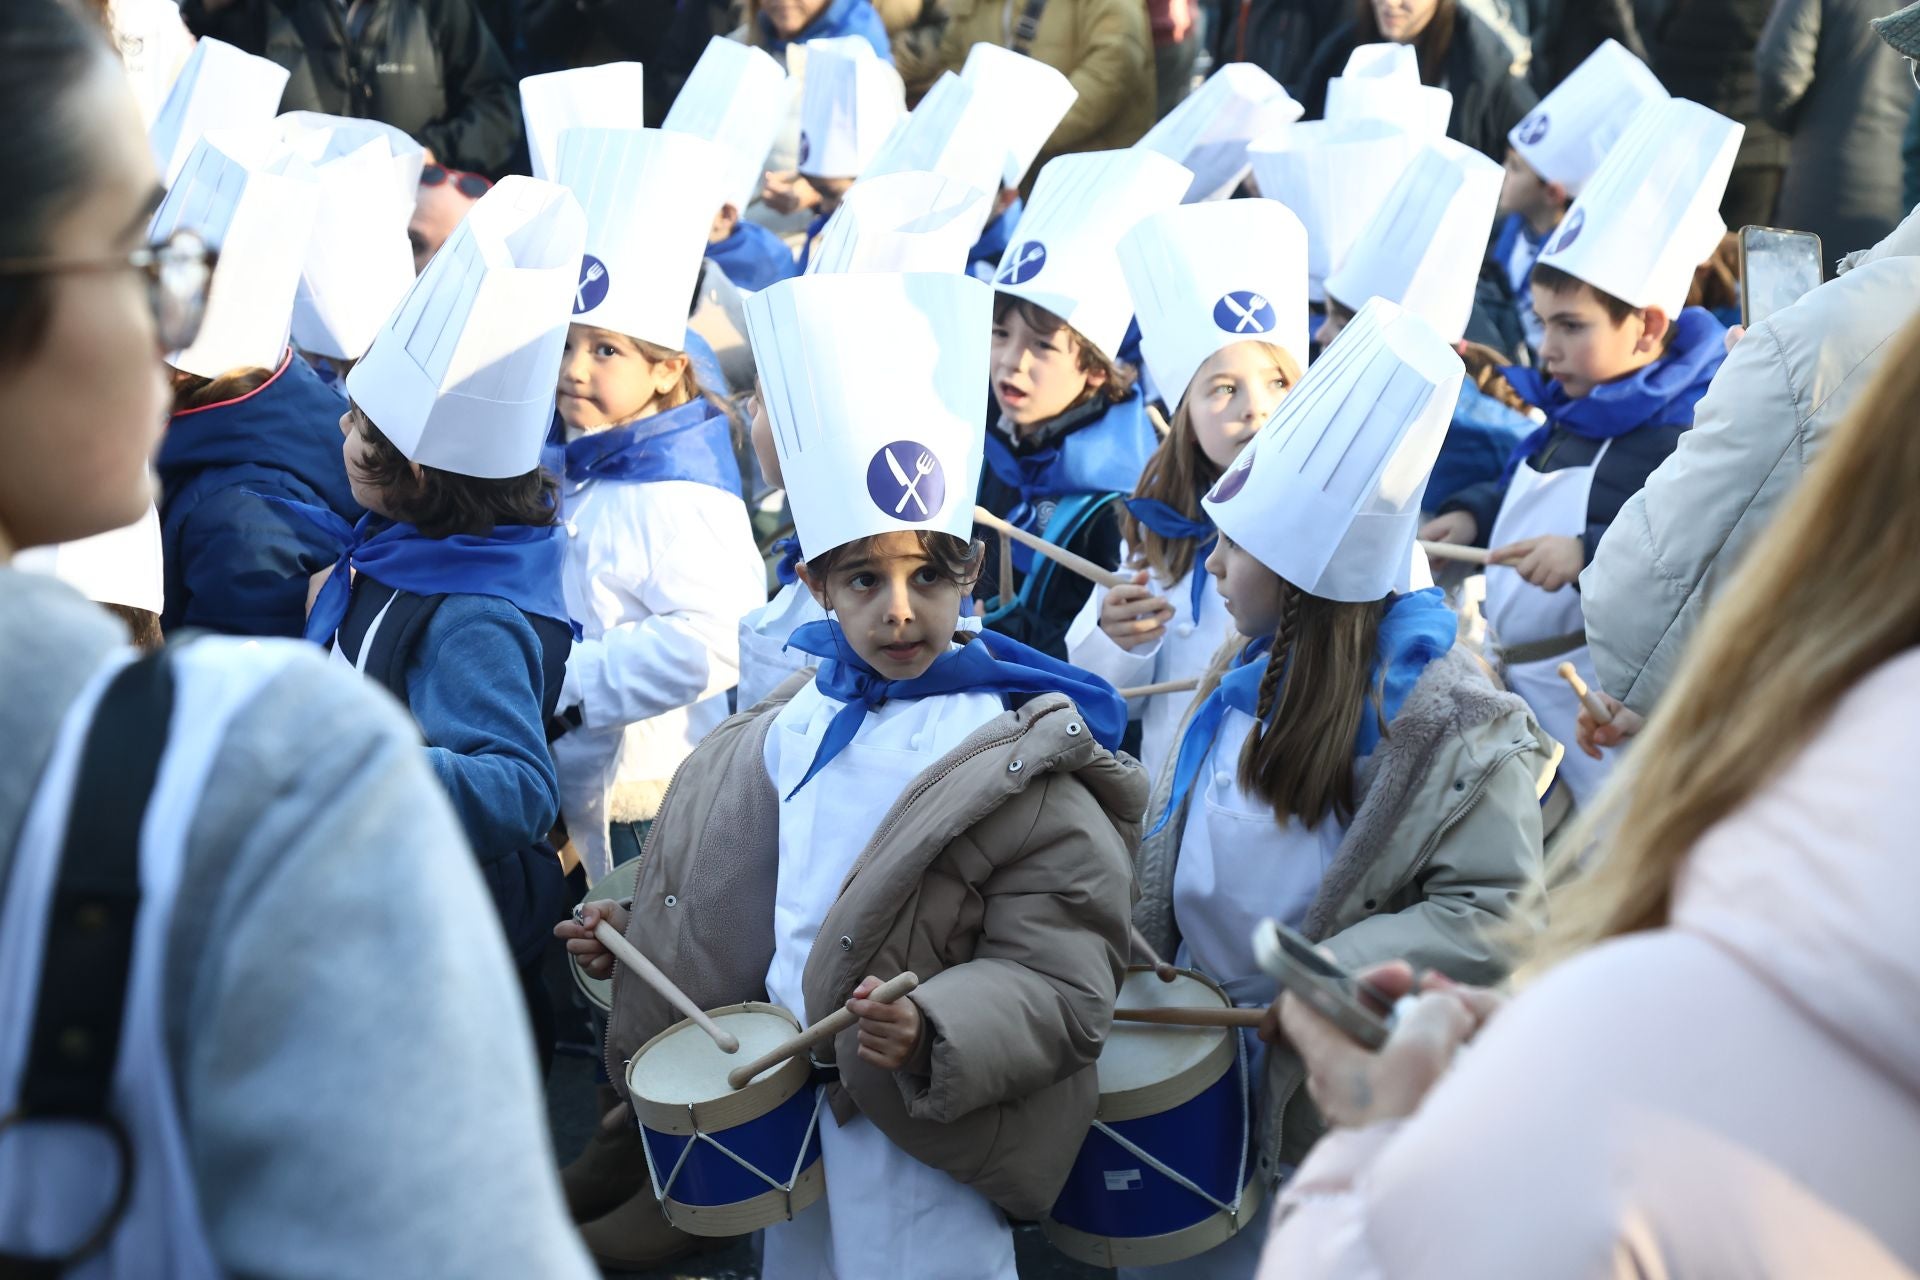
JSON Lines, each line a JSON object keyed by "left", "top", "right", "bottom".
{"left": 359, "top": 585, "right": 572, "bottom": 724}
{"left": 982, "top": 491, "right": 1122, "bottom": 625}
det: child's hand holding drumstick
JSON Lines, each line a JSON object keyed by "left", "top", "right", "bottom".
{"left": 554, "top": 899, "right": 629, "bottom": 979}
{"left": 848, "top": 974, "right": 925, "bottom": 1071}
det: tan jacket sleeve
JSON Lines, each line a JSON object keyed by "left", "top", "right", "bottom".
{"left": 1048, "top": 0, "right": 1154, "bottom": 151}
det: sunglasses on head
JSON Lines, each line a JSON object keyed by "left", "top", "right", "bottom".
{"left": 420, "top": 163, "right": 493, "bottom": 198}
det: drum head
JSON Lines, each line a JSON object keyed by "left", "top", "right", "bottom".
{"left": 1101, "top": 969, "right": 1231, "bottom": 1093}
{"left": 627, "top": 1003, "right": 813, "bottom": 1137}
{"left": 570, "top": 858, "right": 641, "bottom": 1014}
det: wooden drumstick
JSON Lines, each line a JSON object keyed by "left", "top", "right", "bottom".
{"left": 974, "top": 506, "right": 1130, "bottom": 590}
{"left": 1418, "top": 539, "right": 1492, "bottom": 566}
{"left": 1117, "top": 677, "right": 1200, "bottom": 700}
{"left": 581, "top": 913, "right": 740, "bottom": 1054}
{"left": 726, "top": 972, "right": 920, "bottom": 1090}
{"left": 1557, "top": 662, "right": 1614, "bottom": 725}
{"left": 1128, "top": 925, "right": 1179, "bottom": 983}
{"left": 1115, "top": 1006, "right": 1266, "bottom": 1029}
{"left": 998, "top": 521, "right": 1015, "bottom": 606}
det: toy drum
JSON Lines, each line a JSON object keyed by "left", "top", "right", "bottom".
{"left": 625, "top": 1002, "right": 825, "bottom": 1237}
{"left": 570, "top": 858, "right": 641, "bottom": 1015}
{"left": 1043, "top": 967, "right": 1261, "bottom": 1267}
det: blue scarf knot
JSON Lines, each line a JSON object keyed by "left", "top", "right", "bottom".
{"left": 771, "top": 536, "right": 803, "bottom": 586}
{"left": 1123, "top": 496, "right": 1217, "bottom": 618}
{"left": 982, "top": 389, "right": 1156, "bottom": 572}
{"left": 780, "top": 619, "right": 1127, "bottom": 799}
{"left": 557, "top": 397, "right": 743, "bottom": 496}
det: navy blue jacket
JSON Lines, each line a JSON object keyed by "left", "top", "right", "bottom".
{"left": 157, "top": 351, "right": 365, "bottom": 638}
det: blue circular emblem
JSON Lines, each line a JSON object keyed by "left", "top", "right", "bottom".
{"left": 1212, "top": 290, "right": 1276, "bottom": 335}
{"left": 1550, "top": 208, "right": 1585, "bottom": 255}
{"left": 574, "top": 254, "right": 610, "bottom": 315}
{"left": 996, "top": 240, "right": 1048, "bottom": 286}
{"left": 866, "top": 441, "right": 948, "bottom": 522}
{"left": 1516, "top": 112, "right": 1550, "bottom": 146}
{"left": 1209, "top": 449, "right": 1255, "bottom": 503}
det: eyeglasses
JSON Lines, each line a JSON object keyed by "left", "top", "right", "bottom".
{"left": 420, "top": 163, "right": 493, "bottom": 198}
{"left": 0, "top": 227, "right": 217, "bottom": 351}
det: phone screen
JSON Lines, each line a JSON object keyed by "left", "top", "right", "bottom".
{"left": 1741, "top": 227, "right": 1823, "bottom": 328}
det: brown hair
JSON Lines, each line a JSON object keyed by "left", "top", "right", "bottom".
{"left": 1119, "top": 341, "right": 1302, "bottom": 584}
{"left": 1530, "top": 263, "right": 1677, "bottom": 351}
{"left": 1520, "top": 310, "right": 1920, "bottom": 978}
{"left": 346, "top": 403, "right": 558, "bottom": 539}
{"left": 993, "top": 294, "right": 1136, "bottom": 405}
{"left": 1687, "top": 231, "right": 1741, "bottom": 315}
{"left": 1233, "top": 568, "right": 1389, "bottom": 828}
{"left": 169, "top": 364, "right": 277, "bottom": 413}
{"left": 801, "top": 530, "right": 982, "bottom": 587}
{"left": 1352, "top": 0, "right": 1458, "bottom": 84}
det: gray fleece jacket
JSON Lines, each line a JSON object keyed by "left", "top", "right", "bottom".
{"left": 0, "top": 568, "right": 592, "bottom": 1278}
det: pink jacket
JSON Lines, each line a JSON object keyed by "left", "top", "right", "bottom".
{"left": 1260, "top": 650, "right": 1920, "bottom": 1278}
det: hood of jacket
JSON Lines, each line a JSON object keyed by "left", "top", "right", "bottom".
{"left": 157, "top": 351, "right": 360, "bottom": 519}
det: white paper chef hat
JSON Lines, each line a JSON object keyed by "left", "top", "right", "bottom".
{"left": 797, "top": 37, "right": 906, "bottom": 179}
{"left": 275, "top": 112, "right": 427, "bottom": 199}
{"left": 862, "top": 72, "right": 1006, "bottom": 218}
{"left": 1508, "top": 40, "right": 1667, "bottom": 195}
{"left": 1203, "top": 297, "right": 1462, "bottom": 602}
{"left": 805, "top": 171, "right": 991, "bottom": 275}
{"left": 148, "top": 37, "right": 290, "bottom": 187}
{"left": 991, "top": 148, "right": 1193, "bottom": 363}
{"left": 745, "top": 272, "right": 991, "bottom": 557}
{"left": 346, "top": 177, "right": 586, "bottom": 479}
{"left": 520, "top": 62, "right": 646, "bottom": 181}
{"left": 959, "top": 43, "right": 1079, "bottom": 190}
{"left": 1535, "top": 97, "right": 1742, "bottom": 316}
{"left": 554, "top": 127, "right": 728, "bottom": 349}
{"left": 663, "top": 37, "right": 791, "bottom": 212}
{"left": 1323, "top": 138, "right": 1502, "bottom": 342}
{"left": 13, "top": 506, "right": 165, "bottom": 614}
{"left": 1137, "top": 63, "right": 1304, "bottom": 202}
{"left": 149, "top": 127, "right": 319, "bottom": 377}
{"left": 1118, "top": 198, "right": 1310, "bottom": 406}
{"left": 1322, "top": 44, "right": 1451, "bottom": 141}
{"left": 1247, "top": 118, "right": 1419, "bottom": 302}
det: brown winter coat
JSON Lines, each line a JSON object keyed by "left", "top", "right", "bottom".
{"left": 605, "top": 674, "right": 1146, "bottom": 1218}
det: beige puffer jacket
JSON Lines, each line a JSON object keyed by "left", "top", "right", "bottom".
{"left": 1134, "top": 646, "right": 1554, "bottom": 1180}
{"left": 605, "top": 673, "right": 1146, "bottom": 1218}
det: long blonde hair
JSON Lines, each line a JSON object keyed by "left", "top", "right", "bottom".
{"left": 1524, "top": 311, "right": 1920, "bottom": 975}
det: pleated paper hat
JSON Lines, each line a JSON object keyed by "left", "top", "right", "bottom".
{"left": 991, "top": 148, "right": 1193, "bottom": 363}
{"left": 744, "top": 272, "right": 992, "bottom": 556}
{"left": 555, "top": 127, "right": 729, "bottom": 349}
{"left": 1136, "top": 62, "right": 1303, "bottom": 202}
{"left": 519, "top": 62, "right": 646, "bottom": 181}
{"left": 1203, "top": 297, "right": 1462, "bottom": 601}
{"left": 861, "top": 72, "right": 1006, "bottom": 220}
{"left": 1535, "top": 97, "right": 1742, "bottom": 316}
{"left": 1323, "top": 138, "right": 1503, "bottom": 342}
{"left": 149, "top": 127, "right": 319, "bottom": 377}
{"left": 1118, "top": 198, "right": 1310, "bottom": 405}
{"left": 805, "top": 171, "right": 991, "bottom": 275}
{"left": 1322, "top": 42, "right": 1451, "bottom": 141}
{"left": 147, "top": 37, "right": 289, "bottom": 187}
{"left": 663, "top": 37, "right": 790, "bottom": 211}
{"left": 1247, "top": 118, "right": 1420, "bottom": 301}
{"left": 959, "top": 43, "right": 1079, "bottom": 190}
{"left": 797, "top": 37, "right": 906, "bottom": 179}
{"left": 347, "top": 177, "right": 586, "bottom": 479}
{"left": 275, "top": 112, "right": 426, "bottom": 201}
{"left": 1508, "top": 39, "right": 1667, "bottom": 194}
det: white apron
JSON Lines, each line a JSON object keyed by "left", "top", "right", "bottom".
{"left": 0, "top": 640, "right": 299, "bottom": 1277}
{"left": 760, "top": 677, "right": 1017, "bottom": 1280}
{"left": 1485, "top": 439, "right": 1615, "bottom": 807}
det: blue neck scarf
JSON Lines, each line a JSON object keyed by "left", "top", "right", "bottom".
{"left": 781, "top": 619, "right": 1127, "bottom": 799}
{"left": 1498, "top": 306, "right": 1726, "bottom": 485}
{"left": 982, "top": 388, "right": 1156, "bottom": 570}
{"left": 793, "top": 210, "right": 832, "bottom": 275}
{"left": 560, "top": 397, "right": 742, "bottom": 496}
{"left": 1147, "top": 588, "right": 1457, "bottom": 836}
{"left": 771, "top": 536, "right": 803, "bottom": 587}
{"left": 969, "top": 197, "right": 1021, "bottom": 273}
{"left": 1123, "top": 496, "right": 1216, "bottom": 617}
{"left": 268, "top": 503, "right": 573, "bottom": 647}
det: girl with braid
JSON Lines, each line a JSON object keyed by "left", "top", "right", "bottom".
{"left": 1130, "top": 300, "right": 1551, "bottom": 1277}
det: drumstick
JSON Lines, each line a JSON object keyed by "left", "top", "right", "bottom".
{"left": 1129, "top": 925, "right": 1179, "bottom": 983}
{"left": 581, "top": 913, "right": 740, "bottom": 1054}
{"left": 1117, "top": 677, "right": 1200, "bottom": 700}
{"left": 998, "top": 521, "right": 1015, "bottom": 606}
{"left": 1418, "top": 539, "right": 1492, "bottom": 566}
{"left": 1557, "top": 661, "right": 1614, "bottom": 725}
{"left": 726, "top": 972, "right": 920, "bottom": 1090}
{"left": 1114, "top": 1006, "right": 1266, "bottom": 1029}
{"left": 974, "top": 506, "right": 1130, "bottom": 590}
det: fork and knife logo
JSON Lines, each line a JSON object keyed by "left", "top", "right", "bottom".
{"left": 885, "top": 447, "right": 936, "bottom": 515}
{"left": 866, "top": 440, "right": 947, "bottom": 521}
{"left": 574, "top": 254, "right": 610, "bottom": 315}
{"left": 996, "top": 240, "right": 1048, "bottom": 286}
{"left": 1213, "top": 290, "right": 1276, "bottom": 334}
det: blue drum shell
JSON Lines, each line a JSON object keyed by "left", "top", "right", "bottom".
{"left": 641, "top": 1083, "right": 824, "bottom": 1208}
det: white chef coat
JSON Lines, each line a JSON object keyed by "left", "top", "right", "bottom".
{"left": 737, "top": 581, "right": 828, "bottom": 713}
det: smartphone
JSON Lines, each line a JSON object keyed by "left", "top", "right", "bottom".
{"left": 1251, "top": 919, "right": 1392, "bottom": 1050}
{"left": 1739, "top": 225, "right": 1823, "bottom": 328}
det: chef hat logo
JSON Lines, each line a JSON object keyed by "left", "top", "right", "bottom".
{"left": 1209, "top": 442, "right": 1256, "bottom": 503}
{"left": 1551, "top": 208, "right": 1585, "bottom": 253}
{"left": 574, "top": 253, "right": 611, "bottom": 315}
{"left": 1516, "top": 112, "right": 1551, "bottom": 146}
{"left": 996, "top": 239, "right": 1048, "bottom": 285}
{"left": 1212, "top": 290, "right": 1277, "bottom": 335}
{"left": 865, "top": 440, "right": 949, "bottom": 521}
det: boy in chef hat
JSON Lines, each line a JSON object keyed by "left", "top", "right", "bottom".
{"left": 979, "top": 147, "right": 1191, "bottom": 658}
{"left": 1066, "top": 196, "right": 1309, "bottom": 780}
{"left": 308, "top": 175, "right": 586, "bottom": 1063}
{"left": 1489, "top": 40, "right": 1668, "bottom": 360}
{"left": 560, "top": 270, "right": 1138, "bottom": 1280}
{"left": 958, "top": 44, "right": 1079, "bottom": 281}
{"left": 1139, "top": 300, "right": 1549, "bottom": 1262}
{"left": 1135, "top": 61, "right": 1303, "bottom": 203}
{"left": 787, "top": 36, "right": 907, "bottom": 272}
{"left": 1423, "top": 97, "right": 1742, "bottom": 809}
